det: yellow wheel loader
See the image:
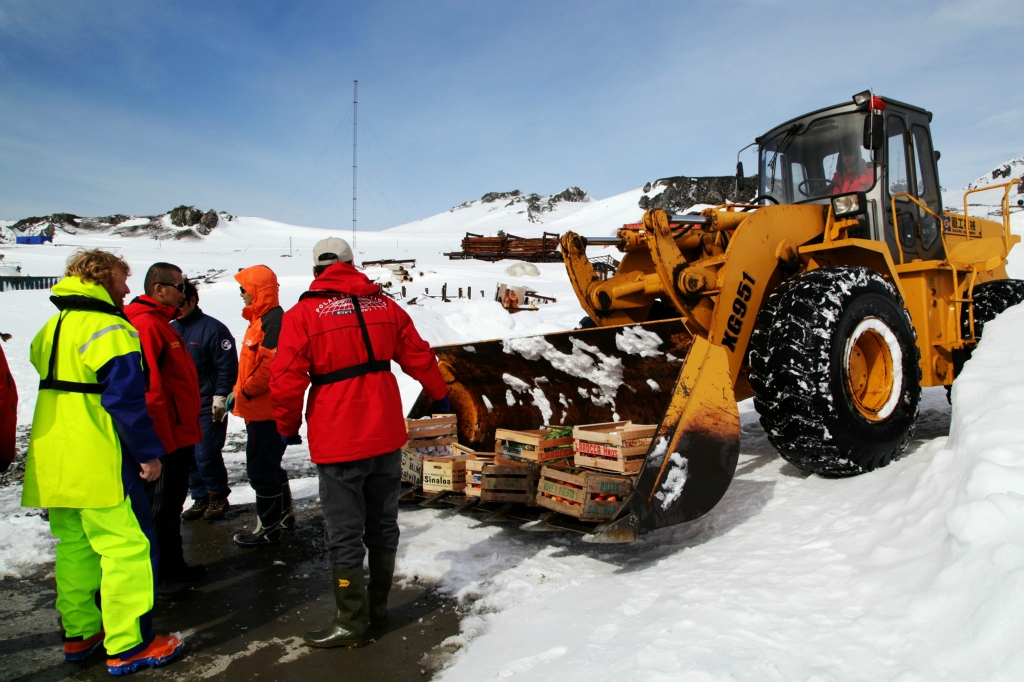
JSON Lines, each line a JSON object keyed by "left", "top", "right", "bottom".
{"left": 408, "top": 91, "right": 1024, "bottom": 542}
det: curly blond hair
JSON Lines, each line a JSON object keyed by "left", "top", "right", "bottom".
{"left": 65, "top": 249, "right": 131, "bottom": 289}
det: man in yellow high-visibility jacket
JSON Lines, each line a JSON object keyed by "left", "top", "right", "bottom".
{"left": 22, "top": 249, "right": 185, "bottom": 676}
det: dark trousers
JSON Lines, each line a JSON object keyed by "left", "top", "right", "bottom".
{"left": 245, "top": 420, "right": 287, "bottom": 497}
{"left": 144, "top": 445, "right": 193, "bottom": 581}
{"left": 189, "top": 406, "right": 230, "bottom": 499}
{"left": 317, "top": 449, "right": 401, "bottom": 570}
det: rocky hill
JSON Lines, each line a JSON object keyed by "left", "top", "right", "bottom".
{"left": 451, "top": 187, "right": 590, "bottom": 223}
{"left": 0, "top": 205, "right": 234, "bottom": 244}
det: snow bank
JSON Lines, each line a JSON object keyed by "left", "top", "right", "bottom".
{"left": 0, "top": 485, "right": 55, "bottom": 579}
{"left": 429, "top": 308, "right": 1024, "bottom": 681}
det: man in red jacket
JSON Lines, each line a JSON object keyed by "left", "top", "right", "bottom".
{"left": 271, "top": 237, "right": 448, "bottom": 649}
{"left": 125, "top": 263, "right": 204, "bottom": 600}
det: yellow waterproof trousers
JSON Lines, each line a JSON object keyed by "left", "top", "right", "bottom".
{"left": 49, "top": 496, "right": 156, "bottom": 657}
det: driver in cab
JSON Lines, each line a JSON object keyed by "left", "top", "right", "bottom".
{"left": 831, "top": 139, "right": 874, "bottom": 194}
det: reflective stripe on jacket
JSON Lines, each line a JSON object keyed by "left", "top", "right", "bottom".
{"left": 22, "top": 277, "right": 165, "bottom": 509}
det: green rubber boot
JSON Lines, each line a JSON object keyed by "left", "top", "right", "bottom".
{"left": 365, "top": 552, "right": 396, "bottom": 629}
{"left": 304, "top": 568, "right": 367, "bottom": 648}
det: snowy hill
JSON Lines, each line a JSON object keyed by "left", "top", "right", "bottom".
{"left": 942, "top": 156, "right": 1024, "bottom": 216}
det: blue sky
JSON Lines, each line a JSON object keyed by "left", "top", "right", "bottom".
{"left": 1, "top": 0, "right": 1021, "bottom": 231}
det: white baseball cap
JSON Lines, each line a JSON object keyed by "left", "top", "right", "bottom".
{"left": 313, "top": 237, "right": 353, "bottom": 266}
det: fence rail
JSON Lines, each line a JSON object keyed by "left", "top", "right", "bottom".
{"left": 0, "top": 276, "right": 60, "bottom": 292}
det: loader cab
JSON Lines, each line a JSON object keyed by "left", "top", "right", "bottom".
{"left": 755, "top": 93, "right": 944, "bottom": 263}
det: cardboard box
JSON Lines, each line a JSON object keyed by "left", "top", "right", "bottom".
{"left": 572, "top": 421, "right": 656, "bottom": 474}
{"left": 421, "top": 455, "right": 470, "bottom": 492}
{"left": 406, "top": 414, "right": 458, "bottom": 449}
{"left": 494, "top": 428, "right": 574, "bottom": 464}
{"left": 479, "top": 457, "right": 539, "bottom": 505}
{"left": 535, "top": 465, "right": 633, "bottom": 521}
{"left": 400, "top": 447, "right": 423, "bottom": 486}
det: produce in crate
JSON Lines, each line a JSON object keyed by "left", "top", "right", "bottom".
{"left": 536, "top": 465, "right": 634, "bottom": 521}
{"left": 465, "top": 453, "right": 497, "bottom": 497}
{"left": 573, "top": 421, "right": 656, "bottom": 474}
{"left": 495, "top": 427, "right": 573, "bottom": 463}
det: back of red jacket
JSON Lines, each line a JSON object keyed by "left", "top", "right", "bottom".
{"left": 270, "top": 263, "right": 447, "bottom": 463}
{"left": 0, "top": 340, "right": 17, "bottom": 471}
{"left": 125, "top": 295, "right": 203, "bottom": 453}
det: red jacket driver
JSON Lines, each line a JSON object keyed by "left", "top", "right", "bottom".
{"left": 270, "top": 262, "right": 447, "bottom": 463}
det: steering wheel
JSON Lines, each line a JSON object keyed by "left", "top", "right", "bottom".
{"left": 797, "top": 178, "right": 839, "bottom": 197}
{"left": 749, "top": 194, "right": 780, "bottom": 205}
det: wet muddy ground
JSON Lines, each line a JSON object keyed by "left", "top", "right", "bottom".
{"left": 1, "top": 499, "right": 461, "bottom": 682}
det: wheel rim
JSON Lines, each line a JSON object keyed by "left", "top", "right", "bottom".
{"left": 843, "top": 317, "right": 903, "bottom": 421}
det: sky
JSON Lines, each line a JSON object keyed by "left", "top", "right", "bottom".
{"left": 0, "top": 0, "right": 1021, "bottom": 231}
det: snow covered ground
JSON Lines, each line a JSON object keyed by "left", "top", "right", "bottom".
{"left": 2, "top": 170, "right": 1024, "bottom": 679}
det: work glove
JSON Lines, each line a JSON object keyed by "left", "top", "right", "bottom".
{"left": 212, "top": 395, "right": 228, "bottom": 422}
{"left": 434, "top": 396, "right": 452, "bottom": 413}
{"left": 225, "top": 392, "right": 235, "bottom": 413}
{"left": 280, "top": 434, "right": 303, "bottom": 446}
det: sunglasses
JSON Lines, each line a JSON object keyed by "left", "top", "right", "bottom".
{"left": 157, "top": 282, "right": 186, "bottom": 292}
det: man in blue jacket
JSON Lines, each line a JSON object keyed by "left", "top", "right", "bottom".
{"left": 172, "top": 280, "right": 239, "bottom": 521}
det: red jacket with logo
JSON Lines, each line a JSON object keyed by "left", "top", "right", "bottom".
{"left": 233, "top": 265, "right": 284, "bottom": 423}
{"left": 831, "top": 164, "right": 875, "bottom": 194}
{"left": 270, "top": 263, "right": 448, "bottom": 463}
{"left": 125, "top": 295, "right": 202, "bottom": 453}
{"left": 0, "top": 341, "right": 17, "bottom": 471}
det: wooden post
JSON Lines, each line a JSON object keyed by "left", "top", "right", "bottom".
{"left": 425, "top": 287, "right": 429, "bottom": 295}
{"left": 442, "top": 283, "right": 447, "bottom": 302}
{"left": 402, "top": 285, "right": 407, "bottom": 298}
{"left": 458, "top": 287, "right": 463, "bottom": 299}
{"left": 468, "top": 287, "right": 472, "bottom": 298}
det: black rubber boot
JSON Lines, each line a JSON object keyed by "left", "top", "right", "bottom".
{"left": 365, "top": 552, "right": 396, "bottom": 629}
{"left": 304, "top": 568, "right": 367, "bottom": 648}
{"left": 232, "top": 493, "right": 283, "bottom": 547}
{"left": 281, "top": 480, "right": 295, "bottom": 531}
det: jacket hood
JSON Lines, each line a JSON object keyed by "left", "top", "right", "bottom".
{"left": 309, "top": 262, "right": 380, "bottom": 297}
{"left": 51, "top": 276, "right": 116, "bottom": 306}
{"left": 235, "top": 265, "right": 280, "bottom": 320}
{"left": 125, "top": 294, "right": 179, "bottom": 323}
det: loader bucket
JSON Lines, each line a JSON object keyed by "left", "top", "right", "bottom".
{"left": 407, "top": 320, "right": 741, "bottom": 541}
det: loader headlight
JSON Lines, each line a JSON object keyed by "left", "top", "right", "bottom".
{"left": 831, "top": 192, "right": 866, "bottom": 218}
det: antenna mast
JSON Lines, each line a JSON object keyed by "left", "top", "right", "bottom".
{"left": 352, "top": 80, "right": 358, "bottom": 252}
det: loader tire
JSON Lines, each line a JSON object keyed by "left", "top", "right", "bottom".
{"left": 749, "top": 266, "right": 921, "bottom": 477}
{"left": 961, "top": 279, "right": 1024, "bottom": 343}
{"left": 949, "top": 279, "right": 1024, "bottom": 403}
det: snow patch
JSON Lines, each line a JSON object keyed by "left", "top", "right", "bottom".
{"left": 654, "top": 452, "right": 689, "bottom": 509}
{"left": 614, "top": 326, "right": 664, "bottom": 357}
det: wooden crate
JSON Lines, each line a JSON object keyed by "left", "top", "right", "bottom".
{"left": 400, "top": 447, "right": 423, "bottom": 486}
{"left": 494, "top": 428, "right": 574, "bottom": 464}
{"left": 452, "top": 442, "right": 475, "bottom": 457}
{"left": 535, "top": 465, "right": 633, "bottom": 521}
{"left": 422, "top": 455, "right": 470, "bottom": 492}
{"left": 572, "top": 421, "right": 656, "bottom": 474}
{"left": 480, "top": 457, "right": 539, "bottom": 505}
{"left": 406, "top": 414, "right": 458, "bottom": 449}
{"left": 464, "top": 453, "right": 497, "bottom": 497}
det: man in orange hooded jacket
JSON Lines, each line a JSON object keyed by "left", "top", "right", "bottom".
{"left": 231, "top": 264, "right": 292, "bottom": 547}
